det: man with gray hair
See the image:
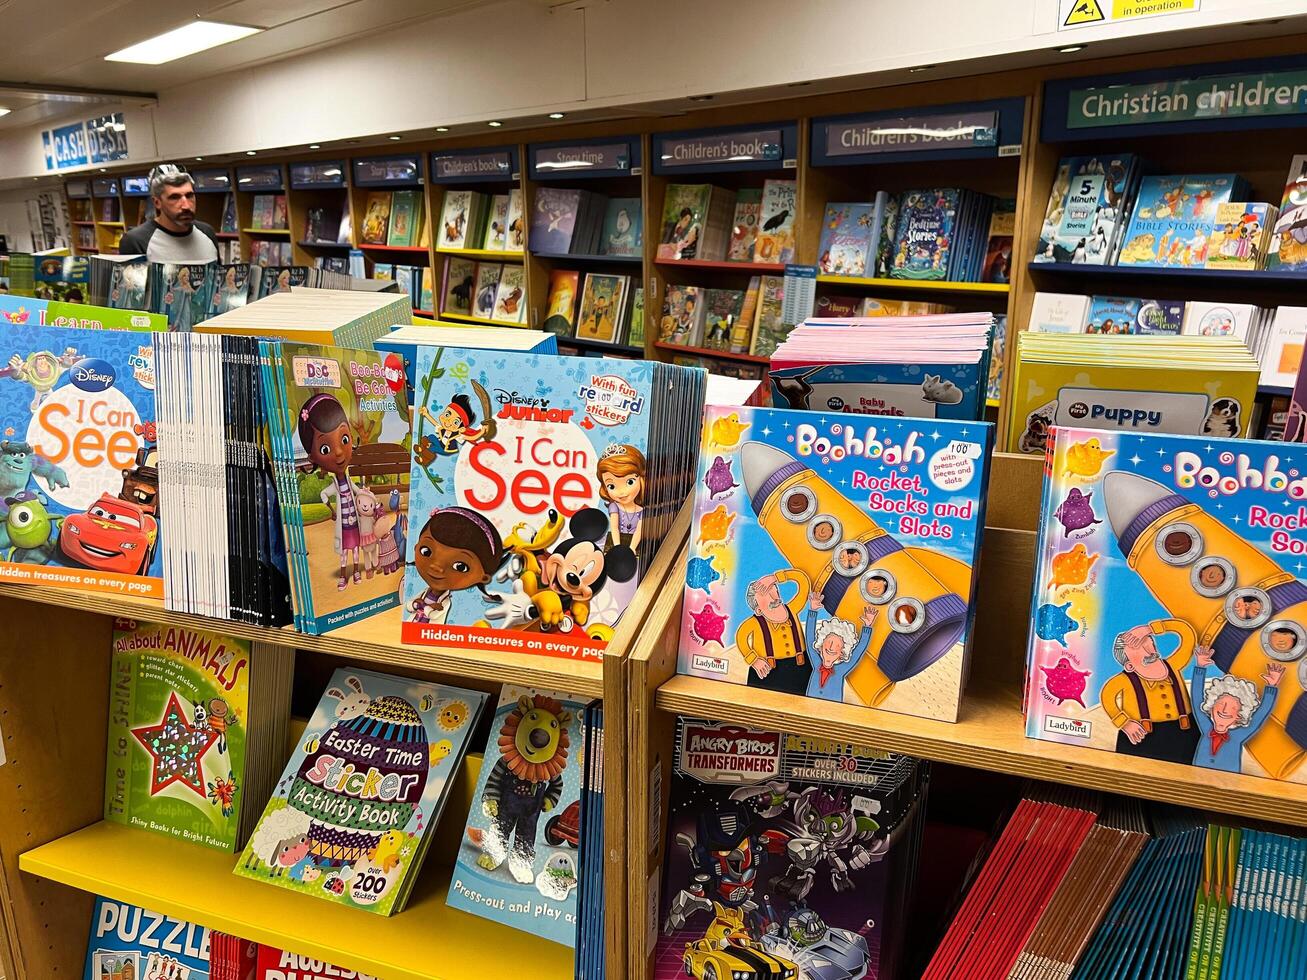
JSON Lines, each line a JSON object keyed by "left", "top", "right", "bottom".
{"left": 119, "top": 164, "right": 219, "bottom": 263}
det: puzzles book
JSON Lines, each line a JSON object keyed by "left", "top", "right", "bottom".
{"left": 653, "top": 717, "right": 927, "bottom": 980}
{"left": 446, "top": 684, "right": 588, "bottom": 947}
{"left": 1024, "top": 427, "right": 1307, "bottom": 787}
{"left": 234, "top": 667, "right": 485, "bottom": 915}
{"left": 676, "top": 404, "right": 993, "bottom": 722}
{"left": 82, "top": 897, "right": 211, "bottom": 980}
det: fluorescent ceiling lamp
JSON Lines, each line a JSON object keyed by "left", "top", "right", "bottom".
{"left": 105, "top": 21, "right": 261, "bottom": 65}
{"left": 0, "top": 107, "right": 10, "bottom": 117}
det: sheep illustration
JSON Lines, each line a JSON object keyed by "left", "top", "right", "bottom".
{"left": 326, "top": 675, "right": 371, "bottom": 719}
{"left": 245, "top": 807, "right": 312, "bottom": 877}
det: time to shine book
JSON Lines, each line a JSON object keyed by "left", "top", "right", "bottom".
{"left": 234, "top": 667, "right": 486, "bottom": 916}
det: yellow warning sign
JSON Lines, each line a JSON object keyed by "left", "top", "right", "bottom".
{"left": 1064, "top": 0, "right": 1106, "bottom": 25}
{"left": 1113, "top": 0, "right": 1199, "bottom": 17}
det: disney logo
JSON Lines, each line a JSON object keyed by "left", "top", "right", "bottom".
{"left": 494, "top": 388, "right": 549, "bottom": 409}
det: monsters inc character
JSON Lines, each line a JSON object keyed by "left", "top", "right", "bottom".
{"left": 475, "top": 694, "right": 573, "bottom": 884}
{"left": 0, "top": 491, "right": 61, "bottom": 563}
{"left": 0, "top": 439, "right": 68, "bottom": 515}
{"left": 0, "top": 347, "right": 80, "bottom": 410}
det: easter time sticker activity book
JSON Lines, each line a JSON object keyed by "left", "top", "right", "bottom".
{"left": 677, "top": 405, "right": 993, "bottom": 722}
{"left": 234, "top": 667, "right": 486, "bottom": 915}
{"left": 446, "top": 684, "right": 588, "bottom": 947}
{"left": 1025, "top": 427, "right": 1307, "bottom": 786}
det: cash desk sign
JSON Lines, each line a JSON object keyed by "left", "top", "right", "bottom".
{"left": 1069, "top": 68, "right": 1307, "bottom": 128}
{"left": 533, "top": 143, "right": 629, "bottom": 174}
{"left": 433, "top": 151, "right": 512, "bottom": 180}
{"left": 824, "top": 111, "right": 998, "bottom": 155}
{"left": 659, "top": 128, "right": 783, "bottom": 167}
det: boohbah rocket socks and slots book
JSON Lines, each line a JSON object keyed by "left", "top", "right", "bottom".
{"left": 1024, "top": 427, "right": 1307, "bottom": 786}
{"left": 676, "top": 404, "right": 993, "bottom": 722}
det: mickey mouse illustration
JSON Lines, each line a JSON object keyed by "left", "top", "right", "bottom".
{"left": 528, "top": 507, "right": 637, "bottom": 639}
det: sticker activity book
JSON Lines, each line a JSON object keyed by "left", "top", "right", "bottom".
{"left": 1025, "top": 428, "right": 1307, "bottom": 786}
{"left": 677, "top": 405, "right": 993, "bottom": 722}
{"left": 235, "top": 667, "right": 485, "bottom": 915}
{"left": 446, "top": 685, "right": 588, "bottom": 947}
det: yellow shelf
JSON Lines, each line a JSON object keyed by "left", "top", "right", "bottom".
{"left": 439, "top": 311, "right": 528, "bottom": 328}
{"left": 97, "top": 220, "right": 126, "bottom": 227}
{"left": 655, "top": 674, "right": 1307, "bottom": 827}
{"left": 0, "top": 582, "right": 603, "bottom": 696}
{"left": 986, "top": 397, "right": 1000, "bottom": 408}
{"left": 19, "top": 822, "right": 574, "bottom": 980}
{"left": 243, "top": 227, "right": 291, "bottom": 235}
{"left": 436, "top": 248, "right": 525, "bottom": 262}
{"left": 816, "top": 274, "right": 1009, "bottom": 294}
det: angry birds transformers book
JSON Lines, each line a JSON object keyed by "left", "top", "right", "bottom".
{"left": 678, "top": 405, "right": 993, "bottom": 722}
{"left": 1025, "top": 427, "right": 1307, "bottom": 785}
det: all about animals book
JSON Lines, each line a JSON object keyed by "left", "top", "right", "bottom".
{"left": 1024, "top": 428, "right": 1307, "bottom": 787}
{"left": 104, "top": 619, "right": 292, "bottom": 851}
{"left": 446, "top": 684, "right": 588, "bottom": 947}
{"left": 234, "top": 667, "right": 486, "bottom": 915}
{"left": 677, "top": 404, "right": 994, "bottom": 722}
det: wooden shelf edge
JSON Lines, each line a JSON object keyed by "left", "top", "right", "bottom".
{"left": 436, "top": 248, "right": 525, "bottom": 261}
{"left": 654, "top": 341, "right": 769, "bottom": 365}
{"left": 654, "top": 674, "right": 1307, "bottom": 828}
{"left": 655, "top": 258, "right": 786, "bottom": 272}
{"left": 816, "top": 274, "right": 1010, "bottom": 294}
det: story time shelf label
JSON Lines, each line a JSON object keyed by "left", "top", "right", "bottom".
{"left": 533, "top": 142, "right": 630, "bottom": 174}
{"left": 658, "top": 128, "right": 784, "bottom": 167}
{"left": 823, "top": 110, "right": 998, "bottom": 156}
{"left": 1068, "top": 67, "right": 1307, "bottom": 128}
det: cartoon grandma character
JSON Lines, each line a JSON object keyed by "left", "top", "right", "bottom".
{"left": 1190, "top": 647, "right": 1284, "bottom": 773}
{"left": 804, "top": 592, "right": 876, "bottom": 701}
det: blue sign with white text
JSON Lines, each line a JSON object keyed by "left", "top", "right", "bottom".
{"left": 43, "top": 122, "right": 89, "bottom": 171}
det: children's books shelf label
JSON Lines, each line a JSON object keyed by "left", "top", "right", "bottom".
{"left": 822, "top": 110, "right": 998, "bottom": 156}
{"left": 656, "top": 128, "right": 784, "bottom": 168}
{"left": 432, "top": 150, "right": 513, "bottom": 181}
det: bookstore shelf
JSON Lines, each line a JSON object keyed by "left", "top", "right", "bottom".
{"left": 98, "top": 221, "right": 125, "bottom": 227}
{"left": 655, "top": 257, "right": 787, "bottom": 273}
{"left": 71, "top": 220, "right": 95, "bottom": 226}
{"left": 439, "top": 310, "right": 526, "bottom": 328}
{"left": 1027, "top": 262, "right": 1307, "bottom": 289}
{"left": 415, "top": 307, "right": 435, "bottom": 317}
{"left": 653, "top": 341, "right": 770, "bottom": 365}
{"left": 533, "top": 251, "right": 642, "bottom": 264}
{"left": 19, "top": 822, "right": 574, "bottom": 980}
{"left": 361, "top": 243, "right": 433, "bottom": 254}
{"left": 436, "top": 247, "right": 525, "bottom": 261}
{"left": 298, "top": 239, "right": 351, "bottom": 249}
{"left": 242, "top": 227, "right": 290, "bottom": 235}
{"left": 816, "top": 274, "right": 1011, "bottom": 294}
{"left": 563, "top": 335, "right": 644, "bottom": 357}
{"left": 215, "top": 232, "right": 239, "bottom": 239}
{"left": 0, "top": 582, "right": 605, "bottom": 696}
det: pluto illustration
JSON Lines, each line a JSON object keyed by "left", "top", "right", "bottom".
{"left": 1105, "top": 471, "right": 1307, "bottom": 779}
{"left": 740, "top": 441, "right": 972, "bottom": 706}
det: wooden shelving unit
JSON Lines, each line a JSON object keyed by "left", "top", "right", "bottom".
{"left": 816, "top": 274, "right": 1011, "bottom": 294}
{"left": 437, "top": 247, "right": 525, "bottom": 262}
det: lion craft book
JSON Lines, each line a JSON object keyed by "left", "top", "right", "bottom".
{"left": 446, "top": 684, "right": 588, "bottom": 947}
{"left": 402, "top": 348, "right": 705, "bottom": 659}
{"left": 234, "top": 667, "right": 486, "bottom": 915}
{"left": 82, "top": 897, "right": 211, "bottom": 980}
{"left": 1024, "top": 427, "right": 1307, "bottom": 787}
{"left": 0, "top": 322, "right": 165, "bottom": 596}
{"left": 677, "top": 404, "right": 993, "bottom": 722}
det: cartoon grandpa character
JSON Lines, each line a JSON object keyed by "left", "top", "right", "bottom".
{"left": 804, "top": 592, "right": 876, "bottom": 701}
{"left": 734, "top": 569, "right": 811, "bottom": 695}
{"left": 1099, "top": 618, "right": 1201, "bottom": 764}
{"left": 1190, "top": 648, "right": 1284, "bottom": 773}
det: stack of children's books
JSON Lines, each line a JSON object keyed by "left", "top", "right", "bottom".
{"left": 816, "top": 193, "right": 897, "bottom": 278}
{"left": 658, "top": 183, "right": 762, "bottom": 262}
{"left": 360, "top": 189, "right": 429, "bottom": 249}
{"left": 104, "top": 618, "right": 294, "bottom": 850}
{"left": 439, "top": 255, "right": 527, "bottom": 324}
{"left": 1008, "top": 334, "right": 1261, "bottom": 454}
{"left": 572, "top": 271, "right": 638, "bottom": 345}
{"left": 438, "top": 188, "right": 521, "bottom": 253}
{"left": 236, "top": 667, "right": 485, "bottom": 914}
{"left": 528, "top": 187, "right": 610, "bottom": 256}
{"left": 1033, "top": 154, "right": 1142, "bottom": 264}
{"left": 371, "top": 262, "right": 433, "bottom": 312}
{"left": 768, "top": 313, "right": 996, "bottom": 421}
{"left": 401, "top": 348, "right": 706, "bottom": 658}
{"left": 249, "top": 194, "right": 288, "bottom": 231}
{"left": 374, "top": 324, "right": 557, "bottom": 403}
{"left": 0, "top": 285, "right": 165, "bottom": 331}
{"left": 654, "top": 716, "right": 928, "bottom": 980}
{"left": 676, "top": 403, "right": 994, "bottom": 722}
{"left": 197, "top": 288, "right": 413, "bottom": 349}
{"left": 889, "top": 188, "right": 996, "bottom": 282}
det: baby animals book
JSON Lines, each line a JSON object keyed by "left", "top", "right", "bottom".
{"left": 446, "top": 684, "right": 588, "bottom": 947}
{"left": 234, "top": 667, "right": 485, "bottom": 915}
{"left": 677, "top": 405, "right": 993, "bottom": 722}
{"left": 1024, "top": 427, "right": 1307, "bottom": 786}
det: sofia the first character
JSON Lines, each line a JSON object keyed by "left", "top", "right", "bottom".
{"left": 409, "top": 507, "right": 506, "bottom": 622}
{"left": 597, "top": 444, "right": 645, "bottom": 552}
{"left": 299, "top": 393, "right": 362, "bottom": 591}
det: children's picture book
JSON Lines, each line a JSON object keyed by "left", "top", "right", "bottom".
{"left": 816, "top": 202, "right": 875, "bottom": 278}
{"left": 159, "top": 263, "right": 215, "bottom": 331}
{"left": 726, "top": 188, "right": 762, "bottom": 263}
{"left": 0, "top": 323, "right": 162, "bottom": 595}
{"left": 654, "top": 717, "right": 927, "bottom": 980}
{"left": 677, "top": 404, "right": 994, "bottom": 721}
{"left": 261, "top": 342, "right": 411, "bottom": 633}
{"left": 576, "top": 273, "right": 629, "bottom": 343}
{"left": 473, "top": 262, "right": 503, "bottom": 320}
{"left": 1180, "top": 301, "right": 1259, "bottom": 340}
{"left": 1084, "top": 296, "right": 1184, "bottom": 336}
{"left": 1261, "top": 305, "right": 1307, "bottom": 388}
{"left": 108, "top": 260, "right": 149, "bottom": 312}
{"left": 1117, "top": 174, "right": 1245, "bottom": 268}
{"left": 753, "top": 179, "right": 798, "bottom": 264}
{"left": 1024, "top": 427, "right": 1307, "bottom": 787}
{"left": 83, "top": 897, "right": 210, "bottom": 980}
{"left": 360, "top": 191, "right": 392, "bottom": 245}
{"left": 531, "top": 187, "right": 582, "bottom": 255}
{"left": 442, "top": 257, "right": 476, "bottom": 318}
{"left": 249, "top": 945, "right": 379, "bottom": 979}
{"left": 543, "top": 269, "right": 580, "bottom": 337}
{"left": 890, "top": 188, "right": 959, "bottom": 280}
{"left": 700, "top": 288, "right": 743, "bottom": 352}
{"left": 658, "top": 184, "right": 712, "bottom": 261}
{"left": 1205, "top": 202, "right": 1275, "bottom": 271}
{"left": 235, "top": 667, "right": 486, "bottom": 915}
{"left": 506, "top": 187, "right": 526, "bottom": 251}
{"left": 446, "top": 685, "right": 587, "bottom": 946}
{"left": 749, "top": 274, "right": 786, "bottom": 358}
{"left": 601, "top": 197, "right": 642, "bottom": 256}
{"left": 493, "top": 264, "right": 527, "bottom": 323}
{"left": 988, "top": 314, "right": 1007, "bottom": 403}
{"left": 388, "top": 189, "right": 421, "bottom": 248}
{"left": 629, "top": 286, "right": 646, "bottom": 347}
{"left": 211, "top": 263, "right": 253, "bottom": 316}
{"left": 1033, "top": 155, "right": 1138, "bottom": 264}
{"left": 1268, "top": 154, "right": 1307, "bottom": 272}
{"left": 983, "top": 197, "right": 1016, "bottom": 283}
{"left": 659, "top": 285, "right": 704, "bottom": 346}
{"left": 483, "top": 193, "right": 510, "bottom": 251}
{"left": 439, "top": 189, "right": 474, "bottom": 250}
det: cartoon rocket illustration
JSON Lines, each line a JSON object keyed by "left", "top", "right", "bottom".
{"left": 1105, "top": 471, "right": 1307, "bottom": 779}
{"left": 740, "top": 441, "right": 972, "bottom": 706}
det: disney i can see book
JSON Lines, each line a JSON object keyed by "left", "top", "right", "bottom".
{"left": 655, "top": 717, "right": 927, "bottom": 980}
{"left": 1025, "top": 427, "right": 1307, "bottom": 785}
{"left": 446, "top": 684, "right": 588, "bottom": 947}
{"left": 83, "top": 897, "right": 210, "bottom": 980}
{"left": 678, "top": 405, "right": 993, "bottom": 722}
{"left": 234, "top": 667, "right": 486, "bottom": 915}
{"left": 0, "top": 322, "right": 163, "bottom": 596}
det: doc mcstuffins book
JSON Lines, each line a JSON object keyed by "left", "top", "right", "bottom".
{"left": 402, "top": 347, "right": 705, "bottom": 659}
{"left": 234, "top": 667, "right": 485, "bottom": 915}
{"left": 677, "top": 404, "right": 993, "bottom": 722}
{"left": 0, "top": 322, "right": 163, "bottom": 595}
{"left": 1024, "top": 427, "right": 1307, "bottom": 786}
{"left": 654, "top": 716, "right": 928, "bottom": 980}
{"left": 82, "top": 897, "right": 211, "bottom": 980}
{"left": 446, "top": 684, "right": 588, "bottom": 947}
